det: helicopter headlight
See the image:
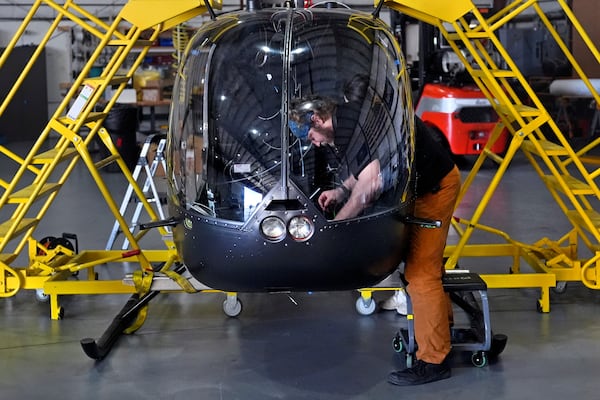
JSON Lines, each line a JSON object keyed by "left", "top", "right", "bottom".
{"left": 260, "top": 216, "right": 286, "bottom": 241}
{"left": 288, "top": 216, "right": 314, "bottom": 242}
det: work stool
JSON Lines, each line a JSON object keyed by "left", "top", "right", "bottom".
{"left": 392, "top": 271, "right": 507, "bottom": 368}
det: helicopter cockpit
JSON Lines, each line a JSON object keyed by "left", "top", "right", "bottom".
{"left": 167, "top": 3, "right": 416, "bottom": 292}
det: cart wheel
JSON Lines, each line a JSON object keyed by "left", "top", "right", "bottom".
{"left": 552, "top": 281, "right": 567, "bottom": 294}
{"left": 223, "top": 298, "right": 243, "bottom": 317}
{"left": 406, "top": 353, "right": 414, "bottom": 368}
{"left": 355, "top": 297, "right": 376, "bottom": 315}
{"left": 35, "top": 289, "right": 49, "bottom": 303}
{"left": 471, "top": 351, "right": 488, "bottom": 368}
{"left": 57, "top": 307, "right": 65, "bottom": 320}
{"left": 392, "top": 334, "right": 403, "bottom": 353}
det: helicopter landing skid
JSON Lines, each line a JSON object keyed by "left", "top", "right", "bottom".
{"left": 80, "top": 288, "right": 160, "bottom": 360}
{"left": 80, "top": 264, "right": 188, "bottom": 360}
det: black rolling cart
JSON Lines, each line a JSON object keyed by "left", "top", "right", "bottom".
{"left": 393, "top": 271, "right": 507, "bottom": 368}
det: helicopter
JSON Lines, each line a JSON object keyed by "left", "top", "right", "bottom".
{"left": 81, "top": 0, "right": 431, "bottom": 360}
{"left": 166, "top": 0, "right": 416, "bottom": 290}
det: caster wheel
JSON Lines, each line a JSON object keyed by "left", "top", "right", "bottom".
{"left": 355, "top": 297, "right": 376, "bottom": 315}
{"left": 406, "top": 353, "right": 414, "bottom": 368}
{"left": 552, "top": 281, "right": 567, "bottom": 294}
{"left": 35, "top": 289, "right": 49, "bottom": 303}
{"left": 56, "top": 307, "right": 65, "bottom": 320}
{"left": 392, "top": 335, "right": 403, "bottom": 353}
{"left": 471, "top": 351, "right": 488, "bottom": 367}
{"left": 223, "top": 298, "right": 243, "bottom": 317}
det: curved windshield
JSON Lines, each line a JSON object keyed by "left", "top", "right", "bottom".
{"left": 168, "top": 7, "right": 413, "bottom": 223}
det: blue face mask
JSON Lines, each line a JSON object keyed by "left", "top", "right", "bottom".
{"left": 289, "top": 112, "right": 313, "bottom": 140}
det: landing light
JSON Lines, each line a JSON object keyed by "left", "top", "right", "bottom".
{"left": 260, "top": 216, "right": 286, "bottom": 241}
{"left": 288, "top": 216, "right": 314, "bottom": 242}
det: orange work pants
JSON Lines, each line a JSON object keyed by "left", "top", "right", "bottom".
{"left": 404, "top": 166, "right": 461, "bottom": 364}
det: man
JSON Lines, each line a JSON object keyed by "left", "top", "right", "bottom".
{"left": 289, "top": 96, "right": 383, "bottom": 220}
{"left": 338, "top": 75, "right": 460, "bottom": 385}
{"left": 291, "top": 82, "right": 460, "bottom": 385}
{"left": 385, "top": 116, "right": 461, "bottom": 385}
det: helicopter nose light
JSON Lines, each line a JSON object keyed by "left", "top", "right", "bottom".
{"left": 260, "top": 216, "right": 286, "bottom": 241}
{"left": 288, "top": 216, "right": 314, "bottom": 242}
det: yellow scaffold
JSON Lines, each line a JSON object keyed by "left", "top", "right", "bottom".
{"left": 1, "top": 0, "right": 600, "bottom": 321}
{"left": 0, "top": 0, "right": 221, "bottom": 319}
{"left": 382, "top": 0, "right": 600, "bottom": 312}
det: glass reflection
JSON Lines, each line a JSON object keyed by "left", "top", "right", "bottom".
{"left": 168, "top": 7, "right": 413, "bottom": 224}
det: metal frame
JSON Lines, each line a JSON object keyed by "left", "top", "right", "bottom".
{"left": 384, "top": 0, "right": 600, "bottom": 312}
{"left": 0, "top": 0, "right": 220, "bottom": 318}
{"left": 1, "top": 0, "right": 600, "bottom": 319}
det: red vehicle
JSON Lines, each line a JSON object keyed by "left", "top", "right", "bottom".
{"left": 416, "top": 83, "right": 509, "bottom": 156}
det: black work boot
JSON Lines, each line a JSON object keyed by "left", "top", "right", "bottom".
{"left": 387, "top": 359, "right": 451, "bottom": 386}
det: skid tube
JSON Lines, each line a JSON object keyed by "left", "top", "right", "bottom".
{"left": 80, "top": 263, "right": 186, "bottom": 360}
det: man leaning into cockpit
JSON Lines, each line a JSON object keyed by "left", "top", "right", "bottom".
{"left": 289, "top": 95, "right": 383, "bottom": 220}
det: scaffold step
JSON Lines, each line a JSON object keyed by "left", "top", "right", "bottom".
{"left": 497, "top": 103, "right": 542, "bottom": 118}
{"left": 470, "top": 68, "right": 518, "bottom": 79}
{"left": 0, "top": 218, "right": 39, "bottom": 240}
{"left": 32, "top": 147, "right": 78, "bottom": 164}
{"left": 94, "top": 154, "right": 121, "bottom": 169}
{"left": 8, "top": 182, "right": 62, "bottom": 203}
{"left": 0, "top": 253, "right": 17, "bottom": 264}
{"left": 521, "top": 139, "right": 570, "bottom": 156}
{"left": 108, "top": 39, "right": 154, "bottom": 47}
{"left": 447, "top": 31, "right": 491, "bottom": 40}
{"left": 58, "top": 111, "right": 107, "bottom": 126}
{"left": 544, "top": 175, "right": 596, "bottom": 195}
{"left": 579, "top": 155, "right": 600, "bottom": 165}
{"left": 86, "top": 76, "right": 130, "bottom": 86}
{"left": 566, "top": 209, "right": 600, "bottom": 232}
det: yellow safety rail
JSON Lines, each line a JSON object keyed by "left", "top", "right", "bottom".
{"left": 0, "top": 0, "right": 220, "bottom": 319}
{"left": 386, "top": 0, "right": 600, "bottom": 311}
{"left": 2, "top": 0, "right": 599, "bottom": 318}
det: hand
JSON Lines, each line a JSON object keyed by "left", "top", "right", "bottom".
{"left": 318, "top": 187, "right": 344, "bottom": 211}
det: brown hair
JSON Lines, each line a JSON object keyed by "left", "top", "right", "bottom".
{"left": 289, "top": 95, "right": 337, "bottom": 122}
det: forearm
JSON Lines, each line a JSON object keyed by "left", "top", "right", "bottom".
{"left": 333, "top": 160, "right": 382, "bottom": 220}
{"left": 333, "top": 193, "right": 366, "bottom": 220}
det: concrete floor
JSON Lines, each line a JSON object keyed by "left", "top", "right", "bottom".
{"left": 2, "top": 137, "right": 600, "bottom": 399}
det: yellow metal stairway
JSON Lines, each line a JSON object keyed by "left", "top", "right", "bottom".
{"left": 386, "top": 0, "right": 600, "bottom": 311}
{"left": 0, "top": 0, "right": 217, "bottom": 318}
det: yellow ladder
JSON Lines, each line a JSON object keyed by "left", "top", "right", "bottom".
{"left": 386, "top": 0, "right": 600, "bottom": 311}
{"left": 0, "top": 0, "right": 216, "bottom": 316}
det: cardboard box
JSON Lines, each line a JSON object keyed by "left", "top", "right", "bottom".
{"left": 141, "top": 87, "right": 161, "bottom": 102}
{"left": 147, "top": 141, "right": 166, "bottom": 177}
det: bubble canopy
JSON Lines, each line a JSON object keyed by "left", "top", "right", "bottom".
{"left": 167, "top": 5, "right": 415, "bottom": 291}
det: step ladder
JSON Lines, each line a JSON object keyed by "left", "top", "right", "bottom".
{"left": 106, "top": 134, "right": 170, "bottom": 251}
{"left": 393, "top": 271, "right": 506, "bottom": 368}
{"left": 0, "top": 0, "right": 217, "bottom": 314}
{"left": 388, "top": 0, "right": 600, "bottom": 311}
